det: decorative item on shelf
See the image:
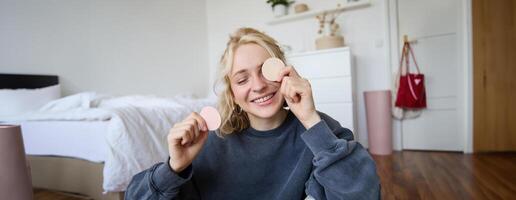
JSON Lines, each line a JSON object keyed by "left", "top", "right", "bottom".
{"left": 314, "top": 4, "right": 345, "bottom": 50}
{"left": 266, "top": 0, "right": 295, "bottom": 17}
{"left": 294, "top": 3, "right": 309, "bottom": 14}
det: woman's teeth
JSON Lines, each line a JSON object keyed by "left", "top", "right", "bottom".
{"left": 253, "top": 94, "right": 273, "bottom": 103}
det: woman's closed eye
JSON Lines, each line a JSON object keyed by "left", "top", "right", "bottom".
{"left": 236, "top": 78, "right": 248, "bottom": 85}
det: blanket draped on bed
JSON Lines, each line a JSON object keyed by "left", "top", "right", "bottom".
{"left": 6, "top": 92, "right": 216, "bottom": 192}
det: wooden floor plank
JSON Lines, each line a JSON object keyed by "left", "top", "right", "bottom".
{"left": 372, "top": 151, "right": 516, "bottom": 200}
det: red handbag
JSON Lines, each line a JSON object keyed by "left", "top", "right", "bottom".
{"left": 395, "top": 42, "right": 427, "bottom": 109}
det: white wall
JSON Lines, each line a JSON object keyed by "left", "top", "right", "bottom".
{"left": 0, "top": 0, "right": 392, "bottom": 146}
{"left": 0, "top": 0, "right": 209, "bottom": 97}
{"left": 206, "top": 0, "right": 391, "bottom": 146}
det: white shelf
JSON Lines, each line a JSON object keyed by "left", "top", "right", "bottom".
{"left": 287, "top": 47, "right": 350, "bottom": 58}
{"left": 267, "top": 0, "right": 371, "bottom": 25}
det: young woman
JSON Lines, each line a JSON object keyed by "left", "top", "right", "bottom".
{"left": 125, "top": 28, "right": 380, "bottom": 199}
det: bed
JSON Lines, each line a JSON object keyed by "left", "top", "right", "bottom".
{"left": 0, "top": 73, "right": 215, "bottom": 200}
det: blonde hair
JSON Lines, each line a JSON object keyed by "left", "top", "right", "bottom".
{"left": 215, "top": 27, "right": 286, "bottom": 135}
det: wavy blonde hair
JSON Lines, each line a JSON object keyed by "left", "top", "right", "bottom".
{"left": 216, "top": 27, "right": 286, "bottom": 135}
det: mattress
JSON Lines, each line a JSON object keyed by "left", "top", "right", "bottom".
{"left": 19, "top": 120, "right": 110, "bottom": 163}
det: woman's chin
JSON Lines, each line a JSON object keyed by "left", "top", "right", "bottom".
{"left": 253, "top": 110, "right": 277, "bottom": 119}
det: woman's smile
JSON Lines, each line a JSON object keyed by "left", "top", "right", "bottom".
{"left": 250, "top": 92, "right": 276, "bottom": 106}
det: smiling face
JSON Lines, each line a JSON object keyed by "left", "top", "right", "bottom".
{"left": 229, "top": 43, "right": 285, "bottom": 121}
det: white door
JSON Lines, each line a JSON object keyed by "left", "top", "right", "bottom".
{"left": 392, "top": 0, "right": 465, "bottom": 151}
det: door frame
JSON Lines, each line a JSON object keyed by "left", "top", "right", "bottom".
{"left": 385, "top": 0, "right": 473, "bottom": 153}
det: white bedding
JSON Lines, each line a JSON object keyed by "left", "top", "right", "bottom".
{"left": 7, "top": 92, "right": 217, "bottom": 192}
{"left": 0, "top": 84, "right": 61, "bottom": 118}
{"left": 21, "top": 120, "right": 109, "bottom": 163}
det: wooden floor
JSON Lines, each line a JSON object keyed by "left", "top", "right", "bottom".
{"left": 373, "top": 151, "right": 516, "bottom": 200}
{"left": 34, "top": 151, "right": 516, "bottom": 200}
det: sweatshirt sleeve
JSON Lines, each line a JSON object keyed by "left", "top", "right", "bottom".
{"left": 301, "top": 114, "right": 381, "bottom": 200}
{"left": 124, "top": 158, "right": 195, "bottom": 199}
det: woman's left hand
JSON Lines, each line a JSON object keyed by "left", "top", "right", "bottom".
{"left": 277, "top": 66, "right": 321, "bottom": 129}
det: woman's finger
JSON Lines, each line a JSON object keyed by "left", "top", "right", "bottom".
{"left": 185, "top": 119, "right": 200, "bottom": 144}
{"left": 286, "top": 77, "right": 310, "bottom": 103}
{"left": 180, "top": 127, "right": 193, "bottom": 145}
{"left": 280, "top": 77, "right": 292, "bottom": 102}
{"left": 186, "top": 124, "right": 199, "bottom": 145}
{"left": 167, "top": 128, "right": 184, "bottom": 146}
{"left": 289, "top": 89, "right": 300, "bottom": 103}
{"left": 184, "top": 112, "right": 208, "bottom": 143}
{"left": 276, "top": 65, "right": 301, "bottom": 82}
{"left": 190, "top": 112, "right": 208, "bottom": 132}
{"left": 288, "top": 82, "right": 303, "bottom": 103}
{"left": 286, "top": 65, "right": 301, "bottom": 77}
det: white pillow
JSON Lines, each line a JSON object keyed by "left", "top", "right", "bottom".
{"left": 0, "top": 84, "right": 61, "bottom": 118}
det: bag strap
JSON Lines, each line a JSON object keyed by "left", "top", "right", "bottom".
{"left": 398, "top": 42, "right": 408, "bottom": 75}
{"left": 405, "top": 44, "right": 411, "bottom": 74}
{"left": 394, "top": 43, "right": 408, "bottom": 94}
{"left": 398, "top": 42, "right": 419, "bottom": 100}
{"left": 406, "top": 42, "right": 422, "bottom": 100}
{"left": 406, "top": 42, "right": 421, "bottom": 74}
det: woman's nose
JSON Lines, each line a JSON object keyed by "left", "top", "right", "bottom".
{"left": 251, "top": 75, "right": 267, "bottom": 93}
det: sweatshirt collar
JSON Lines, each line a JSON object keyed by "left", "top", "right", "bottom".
{"left": 245, "top": 110, "right": 294, "bottom": 138}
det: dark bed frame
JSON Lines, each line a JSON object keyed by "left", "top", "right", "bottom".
{"left": 0, "top": 74, "right": 59, "bottom": 89}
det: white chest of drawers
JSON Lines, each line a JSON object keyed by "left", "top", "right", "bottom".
{"left": 287, "top": 47, "right": 356, "bottom": 132}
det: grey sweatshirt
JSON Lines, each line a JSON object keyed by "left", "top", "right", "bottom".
{"left": 125, "top": 111, "right": 380, "bottom": 199}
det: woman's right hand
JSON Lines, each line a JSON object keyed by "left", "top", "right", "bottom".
{"left": 167, "top": 112, "right": 209, "bottom": 173}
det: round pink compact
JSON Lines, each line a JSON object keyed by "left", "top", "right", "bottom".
{"left": 262, "top": 57, "right": 285, "bottom": 81}
{"left": 199, "top": 106, "right": 221, "bottom": 131}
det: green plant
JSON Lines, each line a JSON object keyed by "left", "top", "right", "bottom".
{"left": 266, "top": 0, "right": 294, "bottom": 7}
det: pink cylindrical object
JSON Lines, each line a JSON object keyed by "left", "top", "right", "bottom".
{"left": 364, "top": 90, "right": 393, "bottom": 155}
{"left": 0, "top": 125, "right": 33, "bottom": 200}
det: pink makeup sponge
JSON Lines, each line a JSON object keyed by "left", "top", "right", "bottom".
{"left": 262, "top": 57, "right": 285, "bottom": 81}
{"left": 199, "top": 106, "right": 221, "bottom": 131}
